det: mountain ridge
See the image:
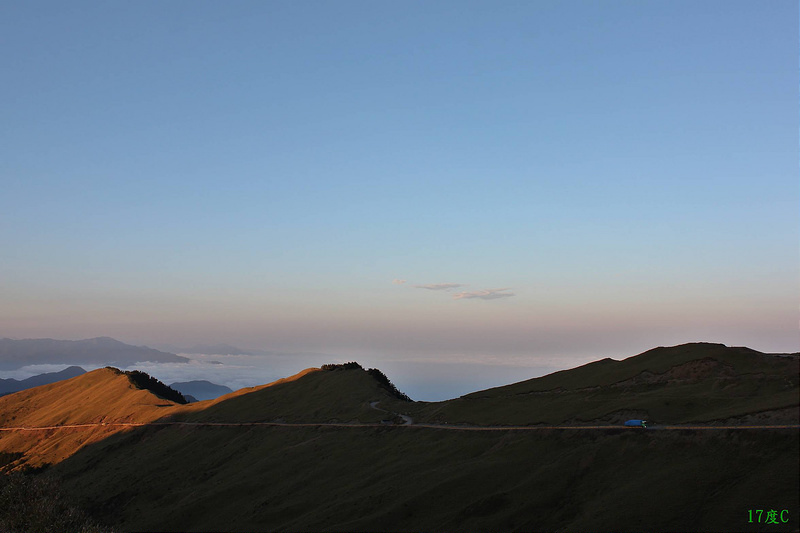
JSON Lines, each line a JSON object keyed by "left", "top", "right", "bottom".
{"left": 169, "top": 380, "right": 233, "bottom": 401}
{"left": 0, "top": 337, "right": 188, "bottom": 370}
{"left": 0, "top": 342, "right": 797, "bottom": 532}
{"left": 182, "top": 343, "right": 254, "bottom": 355}
{"left": 0, "top": 367, "right": 187, "bottom": 467}
{"left": 414, "top": 342, "right": 799, "bottom": 425}
{"left": 0, "top": 366, "right": 86, "bottom": 396}
{"left": 0, "top": 341, "right": 795, "bottom": 469}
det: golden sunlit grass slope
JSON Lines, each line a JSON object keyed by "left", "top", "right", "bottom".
{"left": 0, "top": 367, "right": 323, "bottom": 469}
{"left": 0, "top": 368, "right": 185, "bottom": 468}
{"left": 413, "top": 343, "right": 800, "bottom": 426}
{"left": 0, "top": 368, "right": 179, "bottom": 427}
{"left": 0, "top": 365, "right": 408, "bottom": 469}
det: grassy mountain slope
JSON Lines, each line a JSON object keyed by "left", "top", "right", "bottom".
{"left": 0, "top": 368, "right": 185, "bottom": 468}
{"left": 0, "top": 365, "right": 408, "bottom": 468}
{"left": 173, "top": 365, "right": 408, "bottom": 424}
{"left": 54, "top": 420, "right": 798, "bottom": 532}
{"left": 1, "top": 343, "right": 798, "bottom": 531}
{"left": 0, "top": 368, "right": 183, "bottom": 428}
{"left": 413, "top": 343, "right": 799, "bottom": 425}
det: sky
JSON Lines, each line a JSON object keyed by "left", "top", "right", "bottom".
{"left": 1, "top": 1, "right": 798, "bottom": 400}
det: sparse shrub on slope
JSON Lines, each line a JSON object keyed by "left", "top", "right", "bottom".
{"left": 320, "top": 362, "right": 411, "bottom": 401}
{"left": 109, "top": 368, "right": 187, "bottom": 404}
{"left": 367, "top": 367, "right": 412, "bottom": 402}
{"left": 321, "top": 362, "right": 363, "bottom": 371}
{"left": 0, "top": 471, "right": 117, "bottom": 533}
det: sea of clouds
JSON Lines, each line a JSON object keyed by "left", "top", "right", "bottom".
{"left": 4, "top": 351, "right": 595, "bottom": 402}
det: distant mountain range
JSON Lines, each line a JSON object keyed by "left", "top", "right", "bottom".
{"left": 0, "top": 342, "right": 797, "bottom": 532}
{"left": 169, "top": 380, "right": 233, "bottom": 401}
{"left": 0, "top": 366, "right": 86, "bottom": 396}
{"left": 0, "top": 362, "right": 232, "bottom": 402}
{"left": 0, "top": 337, "right": 189, "bottom": 370}
{"left": 182, "top": 343, "right": 256, "bottom": 355}
{"left": 149, "top": 342, "right": 273, "bottom": 355}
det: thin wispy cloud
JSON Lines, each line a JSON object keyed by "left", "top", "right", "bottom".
{"left": 453, "top": 288, "right": 515, "bottom": 300}
{"left": 414, "top": 283, "right": 467, "bottom": 291}
{"left": 397, "top": 280, "right": 514, "bottom": 301}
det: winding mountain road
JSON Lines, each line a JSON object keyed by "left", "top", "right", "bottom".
{"left": 370, "top": 400, "right": 414, "bottom": 425}
{"left": 1, "top": 415, "right": 798, "bottom": 433}
{"left": 1, "top": 422, "right": 799, "bottom": 431}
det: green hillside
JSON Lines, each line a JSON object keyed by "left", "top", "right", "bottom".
{"left": 413, "top": 343, "right": 799, "bottom": 425}
{"left": 173, "top": 364, "right": 411, "bottom": 425}
{"left": 474, "top": 343, "right": 795, "bottom": 392}
{"left": 53, "top": 420, "right": 798, "bottom": 532}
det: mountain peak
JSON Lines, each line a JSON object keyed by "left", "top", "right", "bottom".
{"left": 175, "top": 364, "right": 411, "bottom": 425}
{"left": 0, "top": 336, "right": 189, "bottom": 370}
{"left": 320, "top": 362, "right": 411, "bottom": 401}
{"left": 169, "top": 380, "right": 233, "bottom": 401}
{"left": 431, "top": 342, "right": 799, "bottom": 426}
{"left": 88, "top": 336, "right": 121, "bottom": 343}
{"left": 0, "top": 366, "right": 87, "bottom": 396}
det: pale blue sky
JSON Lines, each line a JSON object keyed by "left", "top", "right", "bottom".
{"left": 1, "top": 1, "right": 797, "bottom": 398}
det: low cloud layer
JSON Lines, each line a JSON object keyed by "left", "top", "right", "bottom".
{"left": 414, "top": 283, "right": 467, "bottom": 291}
{"left": 392, "top": 279, "right": 407, "bottom": 285}
{"left": 453, "top": 288, "right": 515, "bottom": 300}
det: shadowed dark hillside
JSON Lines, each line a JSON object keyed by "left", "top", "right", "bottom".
{"left": 175, "top": 364, "right": 410, "bottom": 424}
{"left": 321, "top": 362, "right": 412, "bottom": 402}
{"left": 53, "top": 417, "right": 798, "bottom": 532}
{"left": 412, "top": 343, "right": 799, "bottom": 426}
{"left": 0, "top": 471, "right": 117, "bottom": 533}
